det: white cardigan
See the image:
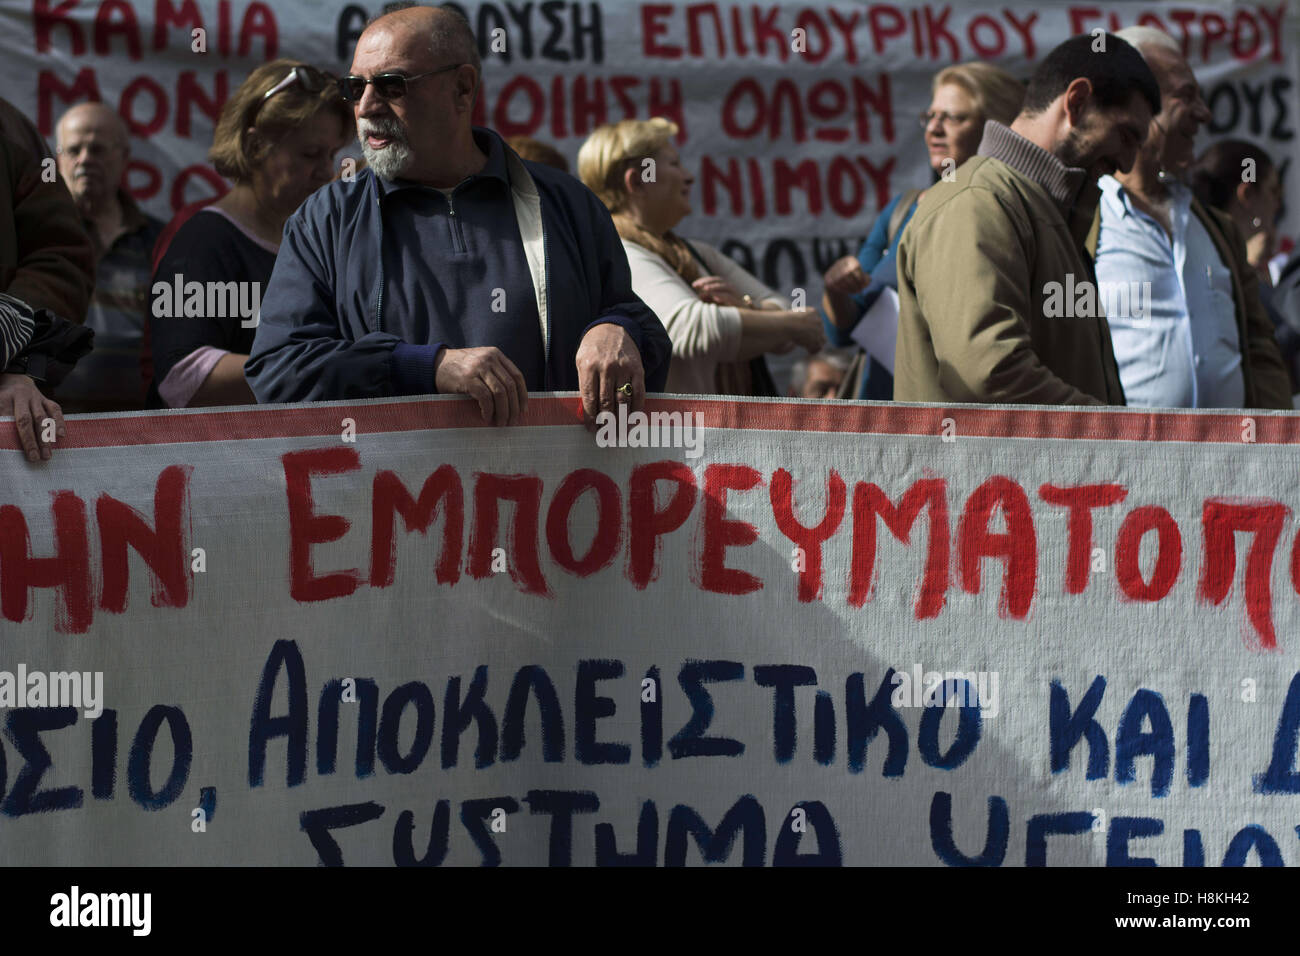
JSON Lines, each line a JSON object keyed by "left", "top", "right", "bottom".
{"left": 622, "top": 238, "right": 789, "bottom": 395}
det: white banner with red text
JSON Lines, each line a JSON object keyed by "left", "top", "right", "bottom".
{"left": 1, "top": 395, "right": 1300, "bottom": 865}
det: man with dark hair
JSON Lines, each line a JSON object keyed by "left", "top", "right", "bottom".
{"left": 247, "top": 5, "right": 670, "bottom": 422}
{"left": 1020, "top": 33, "right": 1162, "bottom": 121}
{"left": 895, "top": 33, "right": 1159, "bottom": 404}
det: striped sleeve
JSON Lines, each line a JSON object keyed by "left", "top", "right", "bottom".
{"left": 0, "top": 292, "right": 36, "bottom": 368}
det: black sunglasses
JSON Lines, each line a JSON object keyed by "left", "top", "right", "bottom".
{"left": 339, "top": 63, "right": 464, "bottom": 102}
{"left": 247, "top": 66, "right": 337, "bottom": 126}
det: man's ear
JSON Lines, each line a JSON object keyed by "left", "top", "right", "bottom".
{"left": 454, "top": 65, "right": 478, "bottom": 111}
{"left": 1062, "top": 77, "right": 1094, "bottom": 126}
{"left": 1236, "top": 179, "right": 1255, "bottom": 208}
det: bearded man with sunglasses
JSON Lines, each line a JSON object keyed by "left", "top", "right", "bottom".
{"left": 246, "top": 5, "right": 671, "bottom": 427}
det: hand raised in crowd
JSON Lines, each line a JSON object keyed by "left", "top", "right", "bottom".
{"left": 576, "top": 322, "right": 646, "bottom": 430}
{"left": 0, "top": 373, "right": 66, "bottom": 462}
{"left": 691, "top": 274, "right": 746, "bottom": 307}
{"left": 823, "top": 255, "right": 871, "bottom": 296}
{"left": 773, "top": 309, "right": 827, "bottom": 354}
{"left": 1245, "top": 226, "right": 1276, "bottom": 276}
{"left": 434, "top": 346, "right": 529, "bottom": 427}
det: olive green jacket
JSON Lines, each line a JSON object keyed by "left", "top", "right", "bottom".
{"left": 895, "top": 155, "right": 1125, "bottom": 405}
{"left": 1085, "top": 197, "right": 1292, "bottom": 410}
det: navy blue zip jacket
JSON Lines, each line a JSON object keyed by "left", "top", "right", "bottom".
{"left": 245, "top": 128, "right": 671, "bottom": 403}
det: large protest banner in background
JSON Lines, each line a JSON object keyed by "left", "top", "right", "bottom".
{"left": 2, "top": 395, "right": 1300, "bottom": 865}
{"left": 3, "top": 1, "right": 1298, "bottom": 300}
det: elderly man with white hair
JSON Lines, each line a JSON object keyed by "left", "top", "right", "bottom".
{"left": 1087, "top": 26, "right": 1290, "bottom": 409}
{"left": 54, "top": 102, "right": 163, "bottom": 411}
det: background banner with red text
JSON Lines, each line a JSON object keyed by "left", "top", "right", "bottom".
{"left": 5, "top": 0, "right": 1299, "bottom": 303}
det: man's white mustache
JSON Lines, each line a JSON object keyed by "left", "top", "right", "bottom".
{"left": 359, "top": 123, "right": 407, "bottom": 142}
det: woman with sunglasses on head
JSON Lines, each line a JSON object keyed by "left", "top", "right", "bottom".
{"left": 820, "top": 62, "right": 1023, "bottom": 400}
{"left": 146, "top": 59, "right": 351, "bottom": 407}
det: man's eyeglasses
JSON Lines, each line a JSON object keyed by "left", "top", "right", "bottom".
{"left": 339, "top": 64, "right": 465, "bottom": 102}
{"left": 918, "top": 110, "right": 973, "bottom": 129}
{"left": 248, "top": 66, "right": 338, "bottom": 126}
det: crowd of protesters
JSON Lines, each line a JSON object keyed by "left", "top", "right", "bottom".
{"left": 4, "top": 5, "right": 1300, "bottom": 462}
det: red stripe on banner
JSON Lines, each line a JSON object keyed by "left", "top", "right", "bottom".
{"left": 2, "top": 396, "right": 1298, "bottom": 450}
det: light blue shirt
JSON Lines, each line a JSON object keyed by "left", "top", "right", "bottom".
{"left": 1095, "top": 175, "right": 1243, "bottom": 408}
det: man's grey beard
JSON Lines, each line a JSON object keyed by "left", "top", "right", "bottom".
{"left": 358, "top": 123, "right": 414, "bottom": 180}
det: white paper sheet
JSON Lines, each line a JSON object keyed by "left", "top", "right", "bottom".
{"left": 848, "top": 286, "right": 900, "bottom": 374}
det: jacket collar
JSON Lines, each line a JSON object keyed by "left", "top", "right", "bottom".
{"left": 977, "top": 120, "right": 1088, "bottom": 216}
{"left": 363, "top": 127, "right": 552, "bottom": 377}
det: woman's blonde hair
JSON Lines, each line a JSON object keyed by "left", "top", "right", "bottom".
{"left": 578, "top": 117, "right": 703, "bottom": 284}
{"left": 931, "top": 61, "right": 1024, "bottom": 126}
{"left": 580, "top": 117, "right": 776, "bottom": 395}
{"left": 208, "top": 59, "right": 351, "bottom": 183}
{"left": 577, "top": 117, "right": 679, "bottom": 214}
